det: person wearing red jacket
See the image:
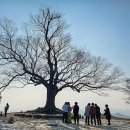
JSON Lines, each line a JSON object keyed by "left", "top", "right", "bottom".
{"left": 90, "top": 103, "right": 96, "bottom": 125}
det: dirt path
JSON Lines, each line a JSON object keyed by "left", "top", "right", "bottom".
{"left": 0, "top": 114, "right": 130, "bottom": 130}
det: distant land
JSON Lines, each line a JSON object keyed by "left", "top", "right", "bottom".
{"left": 112, "top": 112, "right": 130, "bottom": 119}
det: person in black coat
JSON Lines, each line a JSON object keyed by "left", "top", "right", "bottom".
{"left": 95, "top": 104, "right": 102, "bottom": 125}
{"left": 4, "top": 103, "right": 9, "bottom": 117}
{"left": 73, "top": 102, "right": 79, "bottom": 124}
{"left": 104, "top": 104, "right": 111, "bottom": 125}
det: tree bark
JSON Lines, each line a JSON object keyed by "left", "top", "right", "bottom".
{"left": 42, "top": 86, "right": 62, "bottom": 114}
{"left": 34, "top": 85, "right": 61, "bottom": 114}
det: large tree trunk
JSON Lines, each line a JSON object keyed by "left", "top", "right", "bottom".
{"left": 42, "top": 87, "right": 62, "bottom": 114}
{"left": 34, "top": 86, "right": 62, "bottom": 114}
{"left": 44, "top": 87, "right": 57, "bottom": 113}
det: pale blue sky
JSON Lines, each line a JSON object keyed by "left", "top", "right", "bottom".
{"left": 0, "top": 0, "right": 130, "bottom": 116}
{"left": 1, "top": 0, "right": 130, "bottom": 76}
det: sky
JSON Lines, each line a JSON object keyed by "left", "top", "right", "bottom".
{"left": 0, "top": 0, "right": 130, "bottom": 116}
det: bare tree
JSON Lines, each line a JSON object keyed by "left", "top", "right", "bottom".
{"left": 0, "top": 8, "right": 124, "bottom": 113}
{"left": 124, "top": 78, "right": 130, "bottom": 104}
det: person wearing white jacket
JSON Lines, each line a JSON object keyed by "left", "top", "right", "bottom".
{"left": 62, "top": 102, "right": 68, "bottom": 123}
{"left": 84, "top": 103, "right": 90, "bottom": 125}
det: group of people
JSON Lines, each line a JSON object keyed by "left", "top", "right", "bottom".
{"left": 84, "top": 103, "right": 111, "bottom": 125}
{"left": 62, "top": 102, "right": 111, "bottom": 126}
{"left": 62, "top": 102, "right": 79, "bottom": 124}
{"left": 84, "top": 103, "right": 101, "bottom": 125}
{"left": 4, "top": 102, "right": 111, "bottom": 126}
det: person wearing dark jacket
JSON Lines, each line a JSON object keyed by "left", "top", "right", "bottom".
{"left": 73, "top": 102, "right": 79, "bottom": 124}
{"left": 95, "top": 104, "right": 102, "bottom": 125}
{"left": 4, "top": 103, "right": 9, "bottom": 117}
{"left": 104, "top": 104, "right": 111, "bottom": 125}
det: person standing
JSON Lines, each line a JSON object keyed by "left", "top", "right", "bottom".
{"left": 104, "top": 104, "right": 111, "bottom": 125}
{"left": 73, "top": 102, "right": 79, "bottom": 124}
{"left": 4, "top": 103, "right": 9, "bottom": 117}
{"left": 90, "top": 103, "right": 96, "bottom": 125}
{"left": 84, "top": 103, "right": 90, "bottom": 125}
{"left": 95, "top": 104, "right": 102, "bottom": 125}
{"left": 62, "top": 102, "right": 68, "bottom": 123}
{"left": 67, "top": 102, "right": 72, "bottom": 123}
